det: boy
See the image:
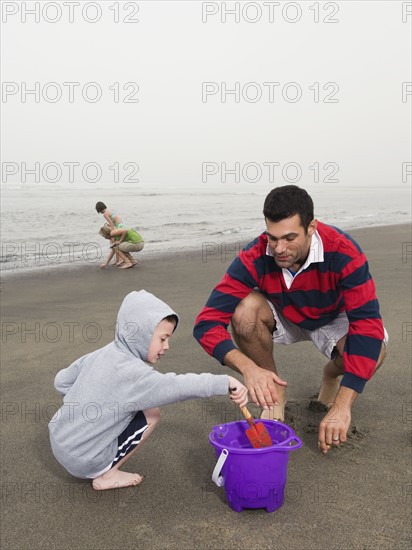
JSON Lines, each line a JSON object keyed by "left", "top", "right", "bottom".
{"left": 49, "top": 290, "right": 247, "bottom": 491}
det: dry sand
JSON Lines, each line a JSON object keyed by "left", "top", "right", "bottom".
{"left": 1, "top": 224, "right": 411, "bottom": 549}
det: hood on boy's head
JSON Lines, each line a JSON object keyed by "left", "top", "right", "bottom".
{"left": 115, "top": 290, "right": 179, "bottom": 361}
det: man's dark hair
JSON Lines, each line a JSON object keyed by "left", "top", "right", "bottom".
{"left": 95, "top": 201, "right": 107, "bottom": 213}
{"left": 263, "top": 185, "right": 314, "bottom": 230}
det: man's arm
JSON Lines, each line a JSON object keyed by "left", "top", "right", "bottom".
{"left": 319, "top": 239, "right": 385, "bottom": 453}
{"left": 339, "top": 251, "right": 385, "bottom": 391}
{"left": 193, "top": 238, "right": 286, "bottom": 408}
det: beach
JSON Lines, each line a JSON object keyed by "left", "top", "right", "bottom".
{"left": 1, "top": 223, "right": 411, "bottom": 550}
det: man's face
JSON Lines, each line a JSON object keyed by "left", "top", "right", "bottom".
{"left": 265, "top": 214, "right": 317, "bottom": 271}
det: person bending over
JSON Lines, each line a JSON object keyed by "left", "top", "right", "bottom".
{"left": 193, "top": 185, "right": 387, "bottom": 454}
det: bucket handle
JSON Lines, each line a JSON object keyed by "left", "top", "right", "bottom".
{"left": 275, "top": 434, "right": 303, "bottom": 451}
{"left": 211, "top": 448, "right": 229, "bottom": 487}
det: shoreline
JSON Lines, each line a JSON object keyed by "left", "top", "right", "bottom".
{"left": 1, "top": 221, "right": 410, "bottom": 282}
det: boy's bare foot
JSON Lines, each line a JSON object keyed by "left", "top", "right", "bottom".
{"left": 92, "top": 470, "right": 143, "bottom": 491}
{"left": 115, "top": 262, "right": 124, "bottom": 267}
{"left": 119, "top": 262, "right": 134, "bottom": 269}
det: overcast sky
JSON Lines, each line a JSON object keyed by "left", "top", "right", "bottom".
{"left": 1, "top": 1, "right": 411, "bottom": 190}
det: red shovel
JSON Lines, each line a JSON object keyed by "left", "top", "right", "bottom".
{"left": 241, "top": 406, "right": 273, "bottom": 448}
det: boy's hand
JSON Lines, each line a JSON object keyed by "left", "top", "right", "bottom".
{"left": 227, "top": 376, "right": 248, "bottom": 408}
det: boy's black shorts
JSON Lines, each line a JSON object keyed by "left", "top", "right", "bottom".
{"left": 110, "top": 411, "right": 148, "bottom": 467}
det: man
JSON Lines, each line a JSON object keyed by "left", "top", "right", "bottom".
{"left": 193, "top": 185, "right": 387, "bottom": 454}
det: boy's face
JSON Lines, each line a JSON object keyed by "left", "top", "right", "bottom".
{"left": 147, "top": 319, "right": 175, "bottom": 364}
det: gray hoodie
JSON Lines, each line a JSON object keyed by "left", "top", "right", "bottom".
{"left": 49, "top": 290, "right": 229, "bottom": 479}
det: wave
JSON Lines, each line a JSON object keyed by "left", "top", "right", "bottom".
{"left": 0, "top": 255, "right": 18, "bottom": 263}
{"left": 210, "top": 228, "right": 243, "bottom": 236}
{"left": 159, "top": 221, "right": 212, "bottom": 228}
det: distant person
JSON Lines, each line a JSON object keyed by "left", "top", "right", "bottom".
{"left": 49, "top": 290, "right": 248, "bottom": 491}
{"left": 95, "top": 201, "right": 126, "bottom": 229}
{"left": 193, "top": 185, "right": 388, "bottom": 454}
{"left": 99, "top": 225, "right": 144, "bottom": 269}
{"left": 95, "top": 202, "right": 126, "bottom": 266}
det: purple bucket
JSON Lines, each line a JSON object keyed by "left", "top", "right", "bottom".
{"left": 209, "top": 420, "right": 302, "bottom": 513}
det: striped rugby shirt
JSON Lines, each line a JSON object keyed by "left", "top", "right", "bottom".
{"left": 194, "top": 222, "right": 385, "bottom": 393}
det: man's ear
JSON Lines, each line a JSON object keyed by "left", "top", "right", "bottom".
{"left": 308, "top": 219, "right": 318, "bottom": 236}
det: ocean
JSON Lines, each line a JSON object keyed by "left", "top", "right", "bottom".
{"left": 1, "top": 183, "right": 410, "bottom": 273}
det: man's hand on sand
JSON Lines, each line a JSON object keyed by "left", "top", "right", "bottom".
{"left": 318, "top": 386, "right": 357, "bottom": 454}
{"left": 318, "top": 402, "right": 351, "bottom": 454}
{"left": 243, "top": 365, "right": 287, "bottom": 410}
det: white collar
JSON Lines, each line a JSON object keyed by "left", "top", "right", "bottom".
{"left": 266, "top": 230, "right": 324, "bottom": 288}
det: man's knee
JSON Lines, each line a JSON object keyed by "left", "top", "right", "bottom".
{"left": 334, "top": 335, "right": 346, "bottom": 358}
{"left": 231, "top": 291, "right": 275, "bottom": 336}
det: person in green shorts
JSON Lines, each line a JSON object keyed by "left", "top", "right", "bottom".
{"left": 99, "top": 225, "right": 144, "bottom": 269}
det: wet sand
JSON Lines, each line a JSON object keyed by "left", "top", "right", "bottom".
{"left": 1, "top": 224, "right": 411, "bottom": 549}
